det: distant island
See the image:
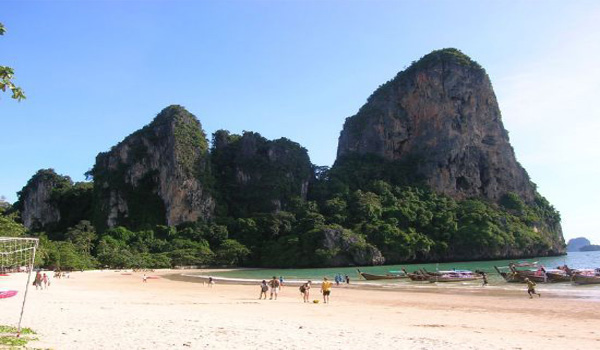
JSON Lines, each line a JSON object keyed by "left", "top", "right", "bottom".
{"left": 566, "top": 237, "right": 600, "bottom": 252}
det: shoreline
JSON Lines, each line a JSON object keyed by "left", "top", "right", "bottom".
{"left": 2, "top": 269, "right": 600, "bottom": 349}
{"left": 164, "top": 269, "right": 600, "bottom": 302}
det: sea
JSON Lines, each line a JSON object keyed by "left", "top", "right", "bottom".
{"left": 190, "top": 251, "right": 600, "bottom": 300}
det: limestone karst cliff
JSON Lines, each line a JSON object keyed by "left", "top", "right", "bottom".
{"left": 11, "top": 48, "right": 566, "bottom": 268}
{"left": 211, "top": 130, "right": 313, "bottom": 216}
{"left": 335, "top": 48, "right": 564, "bottom": 257}
{"left": 15, "top": 169, "right": 93, "bottom": 236}
{"left": 91, "top": 105, "right": 215, "bottom": 230}
{"left": 16, "top": 169, "right": 64, "bottom": 230}
{"left": 338, "top": 48, "right": 535, "bottom": 203}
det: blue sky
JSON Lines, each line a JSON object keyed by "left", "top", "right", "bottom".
{"left": 1, "top": 0, "right": 599, "bottom": 244}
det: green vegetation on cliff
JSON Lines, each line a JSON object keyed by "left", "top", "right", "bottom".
{"left": 11, "top": 94, "right": 564, "bottom": 269}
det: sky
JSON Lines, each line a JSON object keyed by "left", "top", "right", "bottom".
{"left": 1, "top": 0, "right": 599, "bottom": 244}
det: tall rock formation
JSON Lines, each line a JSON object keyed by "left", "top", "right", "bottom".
{"left": 336, "top": 48, "right": 564, "bottom": 256}
{"left": 337, "top": 48, "right": 535, "bottom": 203}
{"left": 211, "top": 130, "right": 313, "bottom": 216}
{"left": 91, "top": 105, "right": 214, "bottom": 230}
{"left": 16, "top": 169, "right": 66, "bottom": 230}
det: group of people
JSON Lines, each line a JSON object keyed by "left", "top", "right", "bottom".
{"left": 33, "top": 271, "right": 50, "bottom": 290}
{"left": 334, "top": 274, "right": 350, "bottom": 285}
{"left": 259, "top": 276, "right": 333, "bottom": 303}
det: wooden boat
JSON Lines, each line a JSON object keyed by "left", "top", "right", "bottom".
{"left": 494, "top": 265, "right": 521, "bottom": 283}
{"left": 571, "top": 269, "right": 600, "bottom": 285}
{"left": 357, "top": 269, "right": 407, "bottom": 280}
{"left": 427, "top": 271, "right": 482, "bottom": 283}
{"left": 401, "top": 268, "right": 428, "bottom": 281}
{"left": 496, "top": 262, "right": 549, "bottom": 283}
{"left": 544, "top": 270, "right": 572, "bottom": 283}
{"left": 572, "top": 274, "right": 600, "bottom": 285}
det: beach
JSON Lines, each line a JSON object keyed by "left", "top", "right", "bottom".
{"left": 1, "top": 270, "right": 599, "bottom": 349}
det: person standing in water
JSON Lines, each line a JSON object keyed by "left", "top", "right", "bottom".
{"left": 321, "top": 277, "right": 332, "bottom": 304}
{"left": 481, "top": 272, "right": 488, "bottom": 287}
{"left": 524, "top": 278, "right": 541, "bottom": 298}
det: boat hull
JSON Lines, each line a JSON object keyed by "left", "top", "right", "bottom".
{"left": 572, "top": 275, "right": 600, "bottom": 285}
{"left": 357, "top": 269, "right": 406, "bottom": 280}
{"left": 428, "top": 276, "right": 482, "bottom": 283}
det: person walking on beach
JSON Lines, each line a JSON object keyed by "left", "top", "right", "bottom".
{"left": 321, "top": 277, "right": 332, "bottom": 304}
{"left": 269, "top": 276, "right": 280, "bottom": 300}
{"left": 279, "top": 276, "right": 285, "bottom": 289}
{"left": 300, "top": 281, "right": 311, "bottom": 303}
{"left": 524, "top": 278, "right": 541, "bottom": 298}
{"left": 143, "top": 274, "right": 147, "bottom": 283}
{"left": 259, "top": 280, "right": 268, "bottom": 299}
{"left": 208, "top": 276, "right": 215, "bottom": 287}
{"left": 42, "top": 273, "right": 49, "bottom": 289}
{"left": 345, "top": 274, "right": 350, "bottom": 284}
{"left": 481, "top": 272, "right": 488, "bottom": 287}
{"left": 34, "top": 271, "right": 42, "bottom": 290}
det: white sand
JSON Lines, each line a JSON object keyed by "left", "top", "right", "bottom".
{"left": 1, "top": 270, "right": 599, "bottom": 349}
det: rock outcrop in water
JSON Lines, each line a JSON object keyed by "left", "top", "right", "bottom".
{"left": 337, "top": 48, "right": 535, "bottom": 203}
{"left": 91, "top": 105, "right": 215, "bottom": 230}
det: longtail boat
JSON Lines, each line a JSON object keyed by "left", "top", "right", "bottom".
{"left": 572, "top": 274, "right": 600, "bottom": 285}
{"left": 357, "top": 269, "right": 407, "bottom": 280}
{"left": 544, "top": 270, "right": 572, "bottom": 283}
{"left": 426, "top": 270, "right": 482, "bottom": 283}
{"left": 401, "top": 268, "right": 428, "bottom": 281}
{"left": 572, "top": 269, "right": 600, "bottom": 285}
{"left": 494, "top": 265, "right": 521, "bottom": 283}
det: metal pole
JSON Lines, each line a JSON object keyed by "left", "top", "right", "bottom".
{"left": 17, "top": 240, "right": 38, "bottom": 336}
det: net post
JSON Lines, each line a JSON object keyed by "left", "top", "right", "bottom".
{"left": 17, "top": 239, "right": 38, "bottom": 336}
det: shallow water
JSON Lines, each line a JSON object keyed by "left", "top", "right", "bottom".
{"left": 196, "top": 251, "right": 600, "bottom": 300}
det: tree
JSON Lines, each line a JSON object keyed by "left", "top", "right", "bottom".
{"left": 0, "top": 22, "right": 26, "bottom": 101}
{"left": 0, "top": 206, "right": 27, "bottom": 237}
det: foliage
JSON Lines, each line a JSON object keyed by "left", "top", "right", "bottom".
{"left": 0, "top": 22, "right": 26, "bottom": 101}
{"left": 0, "top": 207, "right": 26, "bottom": 237}
{"left": 211, "top": 130, "right": 312, "bottom": 217}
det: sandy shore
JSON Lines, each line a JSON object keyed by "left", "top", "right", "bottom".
{"left": 1, "top": 270, "right": 599, "bottom": 349}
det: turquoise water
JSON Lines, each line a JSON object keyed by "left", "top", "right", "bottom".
{"left": 194, "top": 251, "right": 600, "bottom": 299}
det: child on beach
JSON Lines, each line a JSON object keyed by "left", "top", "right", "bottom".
{"left": 259, "top": 280, "right": 268, "bottom": 299}
{"left": 524, "top": 278, "right": 541, "bottom": 298}
{"left": 42, "top": 273, "right": 49, "bottom": 289}
{"left": 299, "top": 281, "right": 311, "bottom": 303}
{"left": 143, "top": 274, "right": 147, "bottom": 283}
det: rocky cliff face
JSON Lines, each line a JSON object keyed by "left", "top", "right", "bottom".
{"left": 211, "top": 130, "right": 313, "bottom": 216}
{"left": 17, "top": 169, "right": 65, "bottom": 230}
{"left": 92, "top": 105, "right": 214, "bottom": 230}
{"left": 337, "top": 48, "right": 535, "bottom": 203}
{"left": 320, "top": 227, "right": 385, "bottom": 266}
